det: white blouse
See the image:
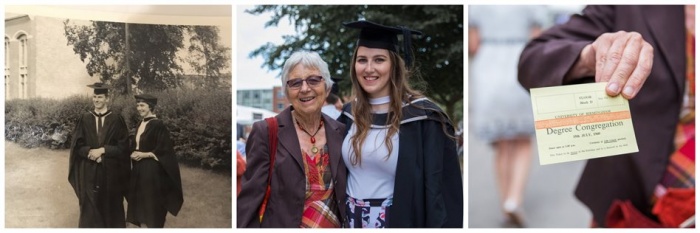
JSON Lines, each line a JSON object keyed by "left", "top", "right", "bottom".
{"left": 342, "top": 123, "right": 399, "bottom": 199}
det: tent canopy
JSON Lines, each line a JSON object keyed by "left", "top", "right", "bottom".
{"left": 236, "top": 105, "right": 278, "bottom": 126}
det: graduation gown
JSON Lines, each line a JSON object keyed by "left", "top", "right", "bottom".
{"left": 337, "top": 98, "right": 463, "bottom": 228}
{"left": 68, "top": 110, "right": 130, "bottom": 228}
{"left": 126, "top": 118, "right": 183, "bottom": 228}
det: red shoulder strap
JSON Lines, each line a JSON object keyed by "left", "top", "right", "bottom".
{"left": 258, "top": 117, "right": 278, "bottom": 223}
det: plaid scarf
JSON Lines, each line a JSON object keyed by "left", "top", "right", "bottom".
{"left": 650, "top": 28, "right": 695, "bottom": 228}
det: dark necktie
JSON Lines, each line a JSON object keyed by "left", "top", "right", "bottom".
{"left": 95, "top": 111, "right": 108, "bottom": 134}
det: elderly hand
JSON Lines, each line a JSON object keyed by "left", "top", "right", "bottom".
{"left": 579, "top": 31, "right": 654, "bottom": 99}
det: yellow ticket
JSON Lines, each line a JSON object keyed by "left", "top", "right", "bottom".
{"left": 529, "top": 82, "right": 638, "bottom": 165}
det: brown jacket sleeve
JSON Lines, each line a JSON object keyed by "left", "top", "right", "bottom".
{"left": 518, "top": 5, "right": 615, "bottom": 88}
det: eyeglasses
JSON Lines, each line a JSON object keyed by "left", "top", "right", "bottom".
{"left": 286, "top": 76, "right": 324, "bottom": 89}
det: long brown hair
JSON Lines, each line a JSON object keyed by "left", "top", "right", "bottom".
{"left": 348, "top": 46, "right": 424, "bottom": 166}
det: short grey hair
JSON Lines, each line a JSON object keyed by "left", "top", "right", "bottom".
{"left": 280, "top": 51, "right": 333, "bottom": 97}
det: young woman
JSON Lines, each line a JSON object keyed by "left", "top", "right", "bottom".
{"left": 338, "top": 20, "right": 463, "bottom": 228}
{"left": 126, "top": 94, "right": 183, "bottom": 228}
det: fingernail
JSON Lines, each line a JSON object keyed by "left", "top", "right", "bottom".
{"left": 623, "top": 86, "right": 635, "bottom": 97}
{"left": 607, "top": 83, "right": 620, "bottom": 93}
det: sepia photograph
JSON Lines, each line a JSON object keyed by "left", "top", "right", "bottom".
{"left": 236, "top": 5, "right": 464, "bottom": 228}
{"left": 4, "top": 5, "right": 232, "bottom": 228}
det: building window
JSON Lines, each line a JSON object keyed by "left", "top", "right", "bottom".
{"left": 277, "top": 88, "right": 285, "bottom": 98}
{"left": 18, "top": 35, "right": 27, "bottom": 66}
{"left": 277, "top": 103, "right": 284, "bottom": 111}
{"left": 18, "top": 34, "right": 29, "bottom": 98}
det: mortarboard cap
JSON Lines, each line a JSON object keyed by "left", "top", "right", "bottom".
{"left": 87, "top": 82, "right": 109, "bottom": 95}
{"left": 134, "top": 94, "right": 158, "bottom": 106}
{"left": 343, "top": 20, "right": 422, "bottom": 67}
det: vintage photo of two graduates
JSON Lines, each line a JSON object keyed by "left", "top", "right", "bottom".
{"left": 4, "top": 5, "right": 232, "bottom": 228}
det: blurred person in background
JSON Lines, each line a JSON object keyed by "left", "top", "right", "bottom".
{"left": 519, "top": 5, "right": 694, "bottom": 228}
{"left": 237, "top": 150, "right": 246, "bottom": 196}
{"left": 237, "top": 51, "right": 347, "bottom": 228}
{"left": 237, "top": 123, "right": 247, "bottom": 158}
{"left": 322, "top": 93, "right": 342, "bottom": 120}
{"left": 468, "top": 5, "right": 548, "bottom": 227}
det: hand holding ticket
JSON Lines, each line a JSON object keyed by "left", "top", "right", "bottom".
{"left": 529, "top": 82, "right": 639, "bottom": 165}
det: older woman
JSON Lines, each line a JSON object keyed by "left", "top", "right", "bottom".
{"left": 237, "top": 51, "right": 347, "bottom": 228}
{"left": 126, "top": 94, "right": 183, "bottom": 228}
{"left": 338, "top": 20, "right": 463, "bottom": 228}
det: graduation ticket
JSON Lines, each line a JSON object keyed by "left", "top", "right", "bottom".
{"left": 529, "top": 82, "right": 639, "bottom": 165}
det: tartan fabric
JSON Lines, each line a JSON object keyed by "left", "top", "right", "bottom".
{"left": 656, "top": 29, "right": 695, "bottom": 192}
{"left": 648, "top": 28, "right": 696, "bottom": 228}
{"left": 300, "top": 147, "right": 340, "bottom": 228}
{"left": 660, "top": 129, "right": 695, "bottom": 189}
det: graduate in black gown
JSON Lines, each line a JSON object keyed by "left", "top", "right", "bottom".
{"left": 126, "top": 94, "right": 183, "bottom": 228}
{"left": 68, "top": 82, "right": 130, "bottom": 228}
{"left": 337, "top": 21, "right": 463, "bottom": 228}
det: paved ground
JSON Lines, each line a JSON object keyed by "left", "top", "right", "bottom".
{"left": 467, "top": 129, "right": 592, "bottom": 228}
{"left": 5, "top": 141, "right": 232, "bottom": 228}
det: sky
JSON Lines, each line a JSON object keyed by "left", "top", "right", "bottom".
{"left": 235, "top": 5, "right": 296, "bottom": 90}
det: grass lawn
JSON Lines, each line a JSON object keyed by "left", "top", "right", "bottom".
{"left": 4, "top": 141, "right": 232, "bottom": 228}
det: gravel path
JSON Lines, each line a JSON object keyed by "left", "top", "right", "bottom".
{"left": 4, "top": 141, "right": 232, "bottom": 228}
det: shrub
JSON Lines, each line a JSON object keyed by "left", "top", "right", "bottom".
{"left": 5, "top": 89, "right": 232, "bottom": 171}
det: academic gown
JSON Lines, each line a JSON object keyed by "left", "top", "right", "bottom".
{"left": 68, "top": 110, "right": 130, "bottom": 228}
{"left": 337, "top": 98, "right": 464, "bottom": 228}
{"left": 126, "top": 118, "right": 183, "bottom": 228}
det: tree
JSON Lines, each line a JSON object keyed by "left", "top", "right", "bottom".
{"left": 64, "top": 20, "right": 230, "bottom": 94}
{"left": 247, "top": 5, "right": 463, "bottom": 123}
{"left": 186, "top": 26, "right": 231, "bottom": 89}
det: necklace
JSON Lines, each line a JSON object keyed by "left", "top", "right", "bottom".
{"left": 369, "top": 96, "right": 390, "bottom": 105}
{"left": 295, "top": 118, "right": 324, "bottom": 154}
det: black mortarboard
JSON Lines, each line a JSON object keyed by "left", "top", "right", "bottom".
{"left": 134, "top": 94, "right": 158, "bottom": 106}
{"left": 343, "top": 20, "right": 422, "bottom": 67}
{"left": 86, "top": 82, "right": 109, "bottom": 95}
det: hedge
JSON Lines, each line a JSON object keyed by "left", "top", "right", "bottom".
{"left": 5, "top": 88, "right": 232, "bottom": 171}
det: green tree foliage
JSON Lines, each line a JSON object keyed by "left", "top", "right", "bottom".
{"left": 247, "top": 5, "right": 463, "bottom": 122}
{"left": 64, "top": 20, "right": 229, "bottom": 94}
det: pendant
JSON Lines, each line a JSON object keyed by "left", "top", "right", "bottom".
{"left": 311, "top": 145, "right": 318, "bottom": 154}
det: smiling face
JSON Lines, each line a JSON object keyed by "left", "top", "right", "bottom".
{"left": 354, "top": 46, "right": 393, "bottom": 98}
{"left": 92, "top": 94, "right": 109, "bottom": 111}
{"left": 286, "top": 64, "right": 327, "bottom": 116}
{"left": 136, "top": 101, "right": 152, "bottom": 118}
